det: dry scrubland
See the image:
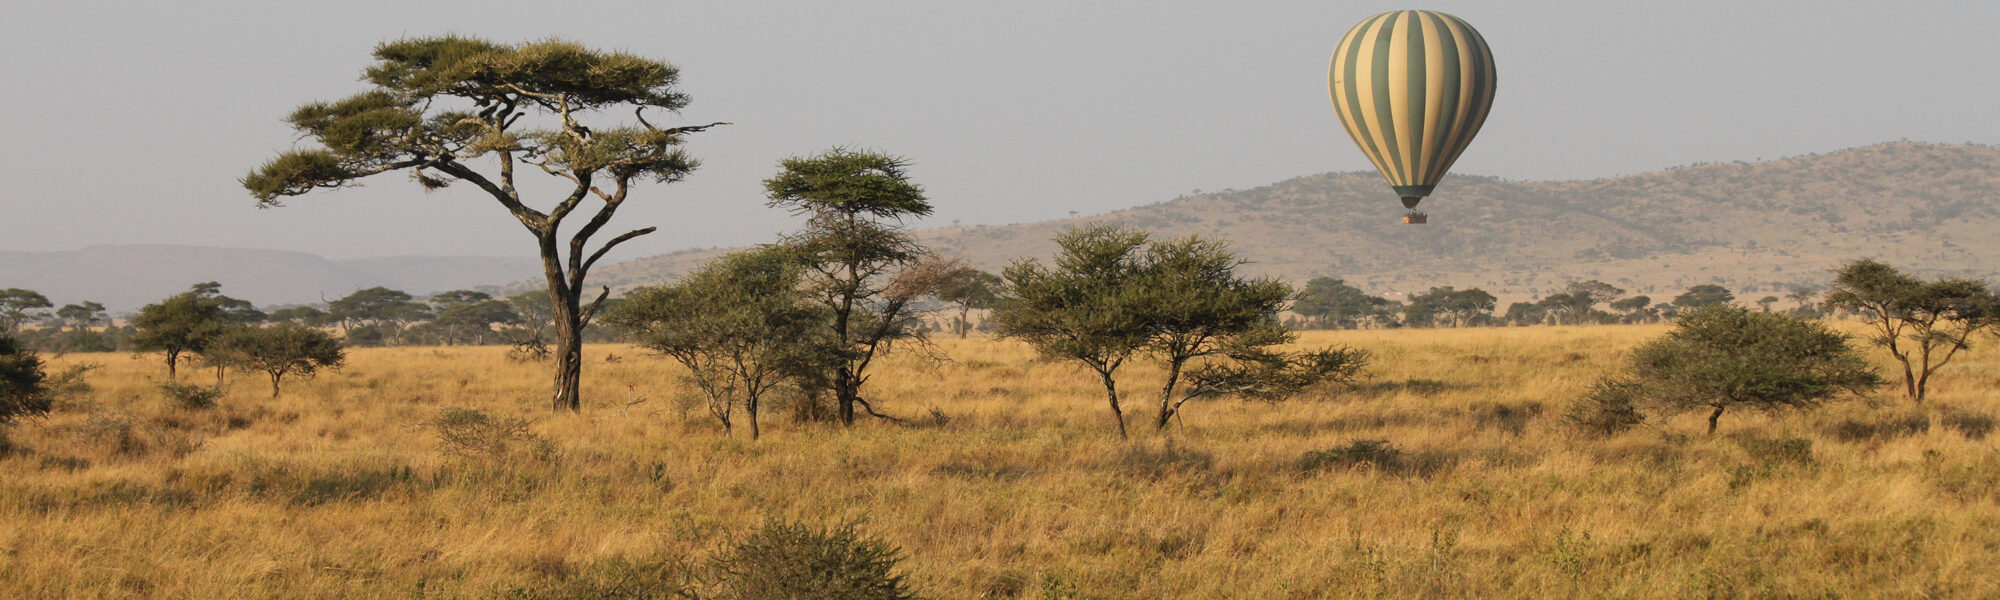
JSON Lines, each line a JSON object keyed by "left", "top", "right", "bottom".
{"left": 3, "top": 325, "right": 1999, "bottom": 599}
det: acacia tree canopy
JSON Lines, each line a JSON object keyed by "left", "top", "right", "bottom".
{"left": 244, "top": 36, "right": 723, "bottom": 412}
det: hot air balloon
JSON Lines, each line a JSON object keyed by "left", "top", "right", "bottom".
{"left": 1328, "top": 10, "right": 1496, "bottom": 224}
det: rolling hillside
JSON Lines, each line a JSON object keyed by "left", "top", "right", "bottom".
{"left": 591, "top": 142, "right": 2000, "bottom": 302}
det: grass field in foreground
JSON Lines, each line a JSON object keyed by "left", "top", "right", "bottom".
{"left": 3, "top": 325, "right": 1999, "bottom": 599}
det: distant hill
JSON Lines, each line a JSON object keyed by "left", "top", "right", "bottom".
{"left": 587, "top": 142, "right": 2000, "bottom": 303}
{"left": 0, "top": 245, "right": 538, "bottom": 313}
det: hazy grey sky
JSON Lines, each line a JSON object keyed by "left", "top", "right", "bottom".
{"left": 4, "top": 1, "right": 1997, "bottom": 260}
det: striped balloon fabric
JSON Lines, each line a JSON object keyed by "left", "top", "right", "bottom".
{"left": 1328, "top": 10, "right": 1496, "bottom": 211}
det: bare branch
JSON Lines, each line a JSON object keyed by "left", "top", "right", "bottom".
{"left": 581, "top": 227, "right": 658, "bottom": 276}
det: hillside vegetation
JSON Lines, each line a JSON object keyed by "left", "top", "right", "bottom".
{"left": 4, "top": 327, "right": 1998, "bottom": 598}
{"left": 593, "top": 142, "right": 2000, "bottom": 303}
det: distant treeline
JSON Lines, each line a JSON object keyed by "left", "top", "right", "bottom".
{"left": 0, "top": 284, "right": 614, "bottom": 355}
{"left": 1287, "top": 277, "right": 1826, "bottom": 330}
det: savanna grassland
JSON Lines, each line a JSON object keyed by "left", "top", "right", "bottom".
{"left": 4, "top": 325, "right": 1999, "bottom": 599}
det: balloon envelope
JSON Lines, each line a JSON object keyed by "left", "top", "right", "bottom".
{"left": 1328, "top": 10, "right": 1496, "bottom": 210}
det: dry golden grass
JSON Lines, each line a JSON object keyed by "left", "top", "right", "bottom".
{"left": 3, "top": 325, "right": 1999, "bottom": 599}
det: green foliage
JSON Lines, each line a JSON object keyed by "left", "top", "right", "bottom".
{"left": 208, "top": 323, "right": 346, "bottom": 398}
{"left": 710, "top": 519, "right": 921, "bottom": 600}
{"left": 157, "top": 381, "right": 224, "bottom": 410}
{"left": 0, "top": 334, "right": 53, "bottom": 424}
{"left": 1562, "top": 378, "right": 1647, "bottom": 436}
{"left": 246, "top": 35, "right": 719, "bottom": 412}
{"left": 999, "top": 225, "right": 1367, "bottom": 433}
{"left": 993, "top": 225, "right": 1158, "bottom": 437}
{"left": 1671, "top": 284, "right": 1735, "bottom": 309}
{"left": 607, "top": 247, "right": 835, "bottom": 439}
{"left": 1825, "top": 258, "right": 2000, "bottom": 401}
{"left": 55, "top": 301, "right": 107, "bottom": 330}
{"left": 1291, "top": 277, "right": 1399, "bottom": 329}
{"left": 423, "top": 407, "right": 547, "bottom": 461}
{"left": 0, "top": 288, "right": 53, "bottom": 333}
{"left": 131, "top": 284, "right": 242, "bottom": 379}
{"left": 765, "top": 148, "right": 932, "bottom": 221}
{"left": 763, "top": 148, "right": 939, "bottom": 425}
{"left": 1403, "top": 286, "right": 1496, "bottom": 328}
{"left": 1622, "top": 305, "right": 1884, "bottom": 433}
{"left": 933, "top": 268, "right": 1003, "bottom": 337}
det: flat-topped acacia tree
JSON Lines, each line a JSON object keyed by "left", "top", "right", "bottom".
{"left": 243, "top": 36, "right": 722, "bottom": 412}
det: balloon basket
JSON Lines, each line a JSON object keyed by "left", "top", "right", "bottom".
{"left": 1401, "top": 211, "right": 1428, "bottom": 225}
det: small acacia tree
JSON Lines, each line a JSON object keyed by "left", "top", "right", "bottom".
{"left": 1139, "top": 235, "right": 1294, "bottom": 428}
{"left": 245, "top": 36, "right": 723, "bottom": 412}
{"left": 132, "top": 286, "right": 233, "bottom": 379}
{"left": 934, "top": 267, "right": 1002, "bottom": 338}
{"left": 210, "top": 324, "right": 347, "bottom": 398}
{"left": 766, "top": 148, "right": 946, "bottom": 426}
{"left": 1673, "top": 284, "right": 1735, "bottom": 309}
{"left": 1825, "top": 258, "right": 2000, "bottom": 402}
{"left": 607, "top": 247, "right": 834, "bottom": 440}
{"left": 0, "top": 289, "right": 52, "bottom": 334}
{"left": 994, "top": 225, "right": 1154, "bottom": 438}
{"left": 1, "top": 334, "right": 53, "bottom": 425}
{"left": 1620, "top": 305, "right": 1882, "bottom": 434}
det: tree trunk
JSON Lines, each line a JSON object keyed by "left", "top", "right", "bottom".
{"left": 166, "top": 350, "right": 179, "bottom": 380}
{"left": 542, "top": 237, "right": 586, "bottom": 413}
{"left": 1899, "top": 360, "right": 1917, "bottom": 399}
{"left": 270, "top": 372, "right": 282, "bottom": 398}
{"left": 1155, "top": 359, "right": 1186, "bottom": 430}
{"left": 835, "top": 371, "right": 858, "bottom": 426}
{"left": 1707, "top": 406, "right": 1725, "bottom": 435}
{"left": 748, "top": 397, "right": 761, "bottom": 441}
{"left": 552, "top": 320, "right": 583, "bottom": 412}
{"left": 957, "top": 305, "right": 971, "bottom": 339}
{"left": 1099, "top": 370, "right": 1127, "bottom": 439}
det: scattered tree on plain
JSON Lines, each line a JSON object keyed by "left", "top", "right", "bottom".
{"left": 0, "top": 289, "right": 52, "bottom": 333}
{"left": 1607, "top": 305, "right": 1883, "bottom": 434}
{"left": 55, "top": 301, "right": 107, "bottom": 331}
{"left": 765, "top": 148, "right": 947, "bottom": 425}
{"left": 998, "top": 225, "right": 1370, "bottom": 436}
{"left": 609, "top": 247, "right": 835, "bottom": 439}
{"left": 210, "top": 323, "right": 347, "bottom": 398}
{"left": 933, "top": 267, "right": 1003, "bottom": 338}
{"left": 0, "top": 334, "right": 53, "bottom": 425}
{"left": 1404, "top": 286, "right": 1496, "bottom": 328}
{"left": 1672, "top": 284, "right": 1735, "bottom": 309}
{"left": 1139, "top": 235, "right": 1293, "bottom": 429}
{"left": 1292, "top": 277, "right": 1400, "bottom": 329}
{"left": 1824, "top": 258, "right": 2000, "bottom": 402}
{"left": 1608, "top": 295, "right": 1653, "bottom": 323}
{"left": 131, "top": 284, "right": 237, "bottom": 379}
{"left": 244, "top": 36, "right": 723, "bottom": 412}
{"left": 995, "top": 225, "right": 1154, "bottom": 437}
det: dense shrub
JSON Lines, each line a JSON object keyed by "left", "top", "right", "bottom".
{"left": 1, "top": 334, "right": 52, "bottom": 424}
{"left": 711, "top": 519, "right": 921, "bottom": 600}
{"left": 424, "top": 407, "right": 549, "bottom": 461}
{"left": 1298, "top": 440, "right": 1454, "bottom": 478}
{"left": 1619, "top": 305, "right": 1883, "bottom": 434}
{"left": 1942, "top": 410, "right": 1996, "bottom": 441}
{"left": 1828, "top": 413, "right": 1929, "bottom": 442}
{"left": 1562, "top": 379, "right": 1646, "bottom": 436}
{"left": 158, "top": 381, "right": 225, "bottom": 410}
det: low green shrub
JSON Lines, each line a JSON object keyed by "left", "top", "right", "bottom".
{"left": 711, "top": 519, "right": 921, "bottom": 600}
{"left": 158, "top": 381, "right": 224, "bottom": 410}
